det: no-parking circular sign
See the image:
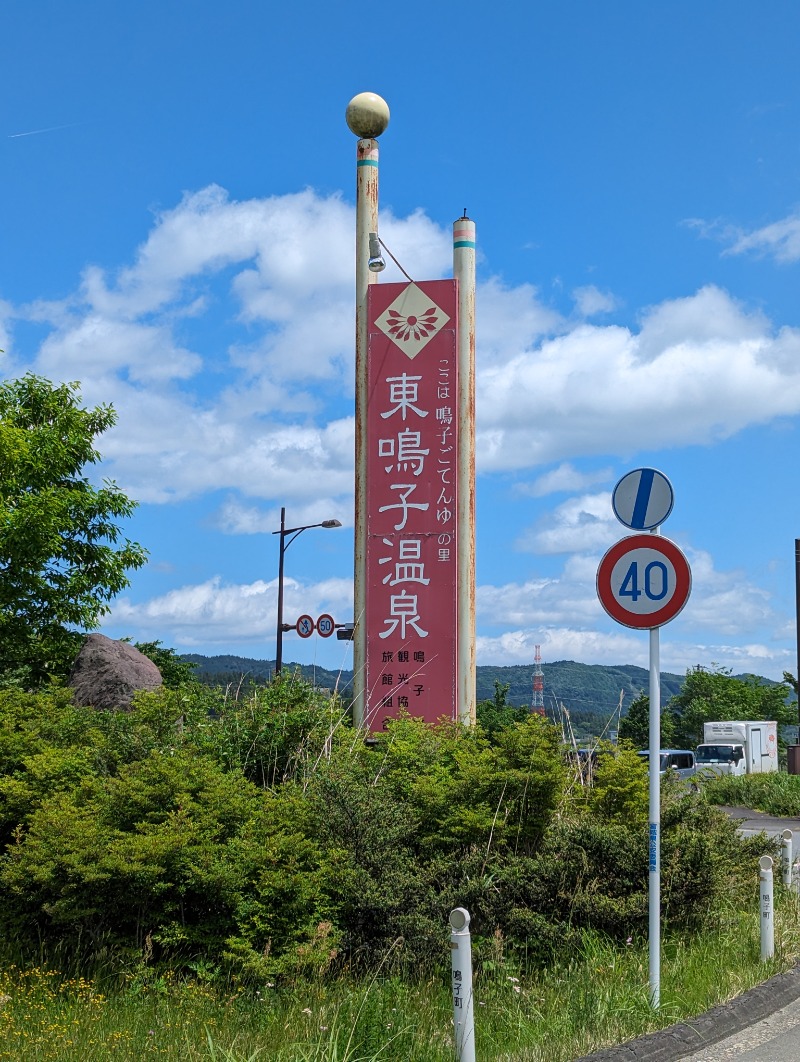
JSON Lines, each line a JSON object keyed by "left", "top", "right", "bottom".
{"left": 597, "top": 534, "right": 691, "bottom": 630}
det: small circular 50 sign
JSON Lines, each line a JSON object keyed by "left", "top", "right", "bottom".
{"left": 597, "top": 534, "right": 691, "bottom": 630}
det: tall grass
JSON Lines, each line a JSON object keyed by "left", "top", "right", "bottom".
{"left": 702, "top": 771, "right": 800, "bottom": 816}
{"left": 0, "top": 895, "right": 798, "bottom": 1061}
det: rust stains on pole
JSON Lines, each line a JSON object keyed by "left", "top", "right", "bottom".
{"left": 346, "top": 93, "right": 389, "bottom": 727}
{"left": 796, "top": 538, "right": 800, "bottom": 728}
{"left": 453, "top": 216, "right": 476, "bottom": 725}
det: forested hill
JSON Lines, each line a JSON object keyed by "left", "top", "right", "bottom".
{"left": 181, "top": 653, "right": 685, "bottom": 722}
{"left": 478, "top": 660, "right": 685, "bottom": 718}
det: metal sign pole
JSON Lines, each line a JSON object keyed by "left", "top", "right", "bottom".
{"left": 796, "top": 539, "right": 800, "bottom": 731}
{"left": 649, "top": 623, "right": 661, "bottom": 1009}
{"left": 602, "top": 470, "right": 690, "bottom": 1014}
{"left": 453, "top": 216, "right": 477, "bottom": 726}
{"left": 346, "top": 93, "right": 389, "bottom": 727}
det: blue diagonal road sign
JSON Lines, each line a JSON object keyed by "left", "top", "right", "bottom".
{"left": 612, "top": 468, "right": 674, "bottom": 531}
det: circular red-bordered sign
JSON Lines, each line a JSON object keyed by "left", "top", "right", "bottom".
{"left": 316, "top": 613, "right": 335, "bottom": 638}
{"left": 296, "top": 614, "right": 315, "bottom": 638}
{"left": 597, "top": 534, "right": 691, "bottom": 630}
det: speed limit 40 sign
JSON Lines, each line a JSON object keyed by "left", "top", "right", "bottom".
{"left": 597, "top": 534, "right": 691, "bottom": 630}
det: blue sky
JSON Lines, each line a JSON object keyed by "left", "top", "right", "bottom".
{"left": 3, "top": 1, "right": 800, "bottom": 682}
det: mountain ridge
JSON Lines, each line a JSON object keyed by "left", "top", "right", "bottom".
{"left": 181, "top": 653, "right": 686, "bottom": 721}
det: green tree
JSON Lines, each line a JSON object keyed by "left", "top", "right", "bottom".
{"left": 134, "top": 641, "right": 198, "bottom": 688}
{"left": 0, "top": 374, "right": 147, "bottom": 682}
{"left": 476, "top": 678, "right": 529, "bottom": 738}
{"left": 587, "top": 741, "right": 649, "bottom": 826}
{"left": 669, "top": 666, "right": 792, "bottom": 748}
{"left": 784, "top": 670, "right": 798, "bottom": 714}
{"left": 618, "top": 692, "right": 675, "bottom": 749}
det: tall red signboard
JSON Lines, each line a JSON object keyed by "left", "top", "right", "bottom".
{"left": 366, "top": 280, "right": 459, "bottom": 731}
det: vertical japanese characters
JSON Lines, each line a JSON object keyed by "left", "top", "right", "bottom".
{"left": 365, "top": 281, "right": 459, "bottom": 730}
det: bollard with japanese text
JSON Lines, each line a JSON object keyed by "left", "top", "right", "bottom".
{"left": 450, "top": 908, "right": 476, "bottom": 1062}
{"left": 782, "top": 829, "right": 794, "bottom": 888}
{"left": 760, "top": 855, "right": 774, "bottom": 961}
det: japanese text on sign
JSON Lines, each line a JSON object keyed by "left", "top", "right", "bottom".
{"left": 365, "top": 281, "right": 459, "bottom": 730}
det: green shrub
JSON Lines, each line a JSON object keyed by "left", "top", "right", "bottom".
{"left": 701, "top": 772, "right": 800, "bottom": 816}
{"left": 210, "top": 674, "right": 348, "bottom": 787}
{"left": 0, "top": 677, "right": 777, "bottom": 983}
{"left": 586, "top": 741, "right": 648, "bottom": 826}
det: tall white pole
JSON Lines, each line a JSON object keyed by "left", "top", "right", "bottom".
{"left": 453, "top": 217, "right": 476, "bottom": 725}
{"left": 649, "top": 624, "right": 661, "bottom": 1008}
{"left": 346, "top": 94, "right": 389, "bottom": 728}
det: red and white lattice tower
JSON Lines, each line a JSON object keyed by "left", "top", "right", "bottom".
{"left": 532, "top": 644, "right": 545, "bottom": 715}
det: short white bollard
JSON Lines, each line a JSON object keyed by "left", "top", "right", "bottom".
{"left": 782, "top": 830, "right": 794, "bottom": 888}
{"left": 760, "top": 855, "right": 774, "bottom": 961}
{"left": 449, "top": 908, "right": 476, "bottom": 1062}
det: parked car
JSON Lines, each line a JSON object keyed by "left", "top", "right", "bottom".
{"left": 637, "top": 749, "right": 697, "bottom": 781}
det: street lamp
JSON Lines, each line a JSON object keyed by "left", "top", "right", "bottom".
{"left": 272, "top": 507, "right": 342, "bottom": 674}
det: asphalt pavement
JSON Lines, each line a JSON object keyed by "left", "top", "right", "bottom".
{"left": 572, "top": 808, "right": 800, "bottom": 1062}
{"left": 718, "top": 805, "right": 800, "bottom": 839}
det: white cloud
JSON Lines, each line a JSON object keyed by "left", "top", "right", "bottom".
{"left": 4, "top": 188, "right": 457, "bottom": 509}
{"left": 725, "top": 212, "right": 800, "bottom": 263}
{"left": 214, "top": 498, "right": 351, "bottom": 535}
{"left": 477, "top": 554, "right": 609, "bottom": 629}
{"left": 5, "top": 185, "right": 800, "bottom": 522}
{"left": 687, "top": 210, "right": 800, "bottom": 264}
{"left": 37, "top": 315, "right": 202, "bottom": 384}
{"left": 107, "top": 574, "right": 353, "bottom": 646}
{"left": 475, "top": 624, "right": 792, "bottom": 680}
{"left": 477, "top": 286, "right": 800, "bottom": 472}
{"left": 4, "top": 171, "right": 798, "bottom": 683}
{"left": 682, "top": 547, "right": 776, "bottom": 636}
{"left": 572, "top": 285, "right": 619, "bottom": 317}
{"left": 515, "top": 492, "right": 616, "bottom": 555}
{"left": 635, "top": 285, "right": 767, "bottom": 362}
{"left": 477, "top": 277, "right": 562, "bottom": 365}
{"left": 99, "top": 397, "right": 355, "bottom": 505}
{"left": 517, "top": 463, "right": 614, "bottom": 498}
{"left": 476, "top": 626, "right": 643, "bottom": 669}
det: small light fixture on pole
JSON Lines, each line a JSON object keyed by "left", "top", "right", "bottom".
{"left": 272, "top": 507, "right": 342, "bottom": 674}
{"left": 367, "top": 232, "right": 386, "bottom": 273}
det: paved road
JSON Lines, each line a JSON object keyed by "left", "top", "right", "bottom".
{"left": 679, "top": 997, "right": 800, "bottom": 1061}
{"left": 719, "top": 805, "right": 800, "bottom": 840}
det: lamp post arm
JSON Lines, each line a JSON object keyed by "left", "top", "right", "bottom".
{"left": 282, "top": 527, "right": 310, "bottom": 551}
{"left": 273, "top": 513, "right": 342, "bottom": 676}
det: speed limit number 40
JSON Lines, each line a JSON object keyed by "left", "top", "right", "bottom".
{"left": 597, "top": 534, "right": 691, "bottom": 630}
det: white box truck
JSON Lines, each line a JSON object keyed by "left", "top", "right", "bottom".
{"left": 695, "top": 720, "right": 778, "bottom": 777}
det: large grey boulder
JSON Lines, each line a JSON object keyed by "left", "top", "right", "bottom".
{"left": 69, "top": 634, "right": 163, "bottom": 710}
